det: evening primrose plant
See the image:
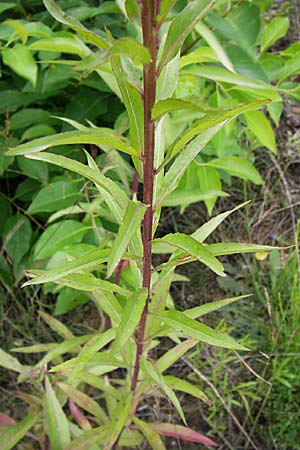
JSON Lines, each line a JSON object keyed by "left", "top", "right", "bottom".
{"left": 1, "top": 0, "right": 279, "bottom": 448}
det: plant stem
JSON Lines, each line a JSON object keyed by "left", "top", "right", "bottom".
{"left": 131, "top": 0, "right": 158, "bottom": 395}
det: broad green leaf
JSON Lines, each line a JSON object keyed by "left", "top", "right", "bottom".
{"left": 184, "top": 66, "right": 280, "bottom": 101}
{"left": 107, "top": 201, "right": 147, "bottom": 277}
{"left": 6, "top": 129, "right": 138, "bottom": 158}
{"left": 17, "top": 157, "right": 49, "bottom": 183}
{"left": 202, "top": 156, "right": 264, "bottom": 185}
{"left": 152, "top": 98, "right": 216, "bottom": 120}
{"left": 103, "top": 393, "right": 132, "bottom": 449}
{"left": 157, "top": 0, "right": 176, "bottom": 25}
{"left": 141, "top": 358, "right": 186, "bottom": 424}
{"left": 185, "top": 295, "right": 251, "bottom": 319}
{"left": 2, "top": 44, "right": 37, "bottom": 86}
{"left": 29, "top": 37, "right": 89, "bottom": 57}
{"left": 261, "top": 17, "right": 289, "bottom": 52}
{"left": 158, "top": 0, "right": 215, "bottom": 70}
{"left": 43, "top": 0, "right": 108, "bottom": 49}
{"left": 55, "top": 288, "right": 88, "bottom": 315}
{"left": 195, "top": 21, "right": 234, "bottom": 72}
{"left": 244, "top": 110, "right": 277, "bottom": 154}
{"left": 0, "top": 349, "right": 31, "bottom": 375}
{"left": 180, "top": 46, "right": 219, "bottom": 67}
{"left": 4, "top": 19, "right": 28, "bottom": 44}
{"left": 112, "top": 289, "right": 147, "bottom": 353}
{"left": 133, "top": 417, "right": 166, "bottom": 450}
{"left": 148, "top": 422, "right": 217, "bottom": 446}
{"left": 21, "top": 124, "right": 56, "bottom": 142}
{"left": 57, "top": 382, "right": 108, "bottom": 424}
{"left": 156, "top": 338, "right": 198, "bottom": 373}
{"left": 39, "top": 310, "right": 74, "bottom": 339}
{"left": 33, "top": 220, "right": 88, "bottom": 260}
{"left": 0, "top": 412, "right": 39, "bottom": 450}
{"left": 163, "top": 375, "right": 209, "bottom": 404}
{"left": 162, "top": 189, "right": 227, "bottom": 207}
{"left": 68, "top": 329, "right": 116, "bottom": 383}
{"left": 157, "top": 310, "right": 248, "bottom": 350}
{"left": 153, "top": 233, "right": 225, "bottom": 277}
{"left": 207, "top": 242, "right": 280, "bottom": 256}
{"left": 197, "top": 166, "right": 221, "bottom": 215}
{"left": 57, "top": 273, "right": 131, "bottom": 296}
{"left": 23, "top": 249, "right": 110, "bottom": 286}
{"left": 156, "top": 101, "right": 268, "bottom": 206}
{"left": 3, "top": 213, "right": 32, "bottom": 266}
{"left": 44, "top": 377, "right": 71, "bottom": 450}
{"left": 0, "top": 3, "right": 16, "bottom": 14}
{"left": 65, "top": 427, "right": 107, "bottom": 450}
{"left": 278, "top": 52, "right": 300, "bottom": 81}
{"left": 27, "top": 180, "right": 79, "bottom": 214}
{"left": 21, "top": 152, "right": 128, "bottom": 213}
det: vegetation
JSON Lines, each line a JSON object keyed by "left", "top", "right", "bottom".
{"left": 0, "top": 0, "right": 299, "bottom": 449}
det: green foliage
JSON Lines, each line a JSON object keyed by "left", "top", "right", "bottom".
{"left": 0, "top": 0, "right": 293, "bottom": 448}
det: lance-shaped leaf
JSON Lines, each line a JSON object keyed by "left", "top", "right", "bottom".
{"left": 39, "top": 335, "right": 91, "bottom": 366}
{"left": 24, "top": 249, "right": 110, "bottom": 286}
{"left": 2, "top": 44, "right": 37, "bottom": 87}
{"left": 141, "top": 358, "right": 186, "bottom": 424}
{"left": 112, "top": 289, "right": 147, "bottom": 354}
{"left": 43, "top": 0, "right": 108, "bottom": 49}
{"left": 76, "top": 37, "right": 151, "bottom": 70}
{"left": 158, "top": 0, "right": 215, "bottom": 70}
{"left": 6, "top": 129, "right": 138, "bottom": 158}
{"left": 50, "top": 352, "right": 126, "bottom": 374}
{"left": 0, "top": 412, "right": 39, "bottom": 450}
{"left": 157, "top": 0, "right": 177, "bottom": 25}
{"left": 156, "top": 310, "right": 248, "bottom": 350}
{"left": 152, "top": 98, "right": 217, "bottom": 120}
{"left": 207, "top": 243, "right": 281, "bottom": 256}
{"left": 57, "top": 382, "right": 109, "bottom": 424}
{"left": 0, "top": 349, "right": 31, "bottom": 375}
{"left": 77, "top": 372, "right": 120, "bottom": 399}
{"left": 103, "top": 393, "right": 132, "bottom": 449}
{"left": 133, "top": 417, "right": 166, "bottom": 450}
{"left": 201, "top": 156, "right": 263, "bottom": 185}
{"left": 29, "top": 37, "right": 90, "bottom": 57}
{"left": 39, "top": 310, "right": 74, "bottom": 339}
{"left": 260, "top": 17, "right": 289, "bottom": 53}
{"left": 91, "top": 291, "right": 122, "bottom": 325}
{"left": 65, "top": 426, "right": 107, "bottom": 450}
{"left": 148, "top": 423, "right": 217, "bottom": 446}
{"left": 68, "top": 328, "right": 116, "bottom": 383}
{"left": 44, "top": 377, "right": 71, "bottom": 450}
{"left": 185, "top": 294, "right": 251, "bottom": 320}
{"left": 152, "top": 233, "right": 225, "bottom": 277}
{"left": 156, "top": 101, "right": 268, "bottom": 206}
{"left": 161, "top": 189, "right": 228, "bottom": 207}
{"left": 244, "top": 110, "right": 277, "bottom": 154}
{"left": 56, "top": 273, "right": 131, "bottom": 296}
{"left": 18, "top": 152, "right": 128, "bottom": 211}
{"left": 107, "top": 201, "right": 147, "bottom": 278}
{"left": 156, "top": 338, "right": 198, "bottom": 373}
{"left": 194, "top": 21, "right": 234, "bottom": 72}
{"left": 163, "top": 375, "right": 210, "bottom": 404}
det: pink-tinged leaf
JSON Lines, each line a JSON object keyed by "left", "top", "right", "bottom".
{"left": 69, "top": 400, "right": 91, "bottom": 431}
{"left": 0, "top": 413, "right": 16, "bottom": 426}
{"left": 148, "top": 423, "right": 217, "bottom": 446}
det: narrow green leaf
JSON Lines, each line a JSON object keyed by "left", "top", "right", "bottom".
{"left": 185, "top": 295, "right": 251, "bottom": 319}
{"left": 197, "top": 166, "right": 221, "bottom": 215}
{"left": 2, "top": 44, "right": 37, "bottom": 87}
{"left": 158, "top": 0, "right": 215, "bottom": 70}
{"left": 0, "top": 349, "right": 31, "bottom": 375}
{"left": 0, "top": 412, "right": 39, "bottom": 450}
{"left": 156, "top": 338, "right": 198, "bottom": 373}
{"left": 39, "top": 310, "right": 74, "bottom": 339}
{"left": 201, "top": 156, "right": 264, "bottom": 185}
{"left": 50, "top": 352, "right": 126, "bottom": 374}
{"left": 207, "top": 242, "right": 280, "bottom": 256}
{"left": 161, "top": 189, "right": 228, "bottom": 207}
{"left": 77, "top": 372, "right": 120, "bottom": 398}
{"left": 6, "top": 129, "right": 138, "bottom": 158}
{"left": 157, "top": 310, "right": 248, "bottom": 350}
{"left": 163, "top": 375, "right": 209, "bottom": 404}
{"left": 261, "top": 17, "right": 289, "bottom": 52}
{"left": 68, "top": 328, "right": 116, "bottom": 383}
{"left": 107, "top": 200, "right": 147, "bottom": 278}
{"left": 103, "top": 393, "right": 132, "bottom": 449}
{"left": 152, "top": 98, "right": 216, "bottom": 120}
{"left": 91, "top": 291, "right": 122, "bottom": 325}
{"left": 153, "top": 233, "right": 225, "bottom": 277}
{"left": 43, "top": 0, "right": 108, "bottom": 49}
{"left": 44, "top": 377, "right": 71, "bottom": 450}
{"left": 65, "top": 426, "right": 106, "bottom": 450}
{"left": 57, "top": 382, "right": 109, "bottom": 424}
{"left": 57, "top": 273, "right": 131, "bottom": 296}
{"left": 195, "top": 21, "right": 234, "bottom": 72}
{"left": 133, "top": 417, "right": 166, "bottom": 450}
{"left": 157, "top": 0, "right": 176, "bottom": 25}
{"left": 29, "top": 37, "right": 89, "bottom": 57}
{"left": 23, "top": 249, "right": 110, "bottom": 286}
{"left": 180, "top": 46, "right": 219, "bottom": 67}
{"left": 112, "top": 289, "right": 147, "bottom": 353}
{"left": 39, "top": 335, "right": 91, "bottom": 366}
{"left": 141, "top": 358, "right": 186, "bottom": 424}
{"left": 244, "top": 110, "right": 277, "bottom": 154}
